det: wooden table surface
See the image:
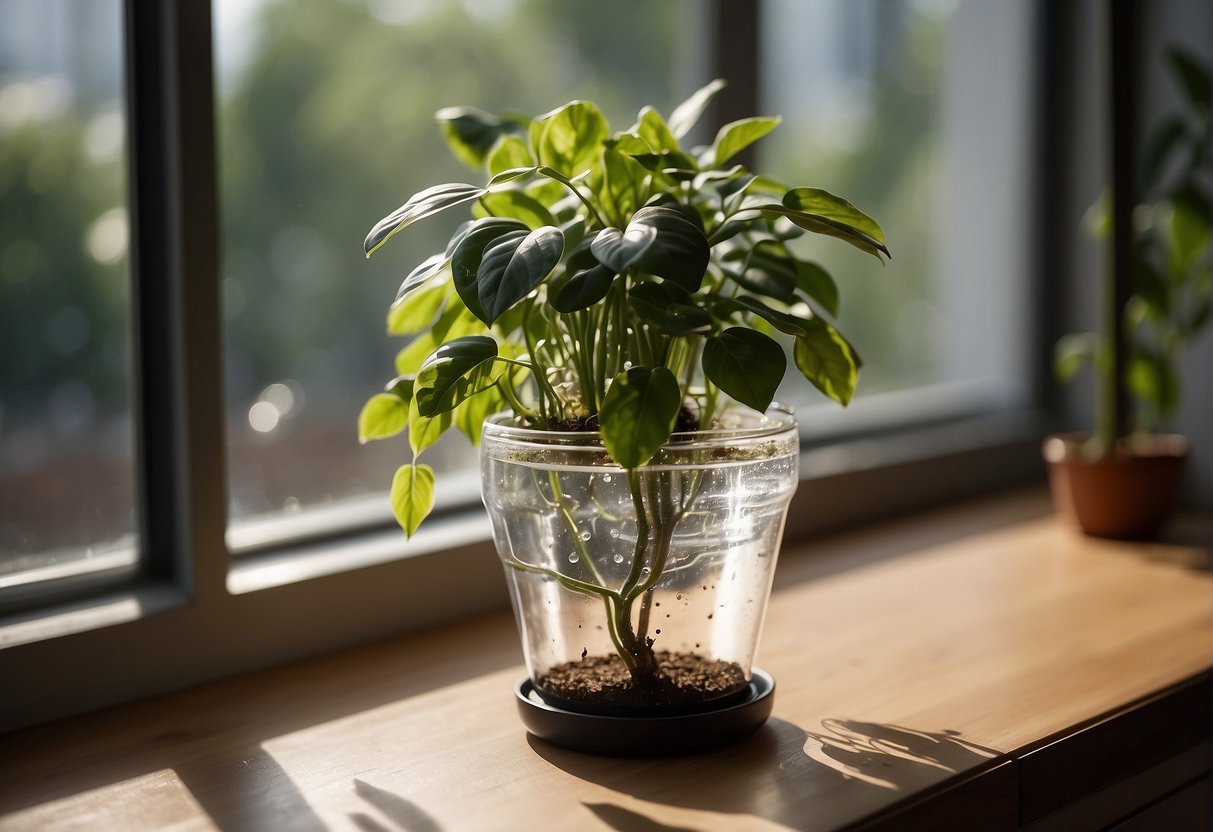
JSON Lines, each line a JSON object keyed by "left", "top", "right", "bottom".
{"left": 1, "top": 490, "right": 1209, "bottom": 831}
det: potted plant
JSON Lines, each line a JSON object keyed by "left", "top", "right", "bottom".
{"left": 359, "top": 80, "right": 888, "bottom": 753}
{"left": 1046, "top": 47, "right": 1210, "bottom": 539}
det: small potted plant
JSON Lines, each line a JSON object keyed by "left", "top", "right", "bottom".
{"left": 1047, "top": 47, "right": 1210, "bottom": 539}
{"left": 360, "top": 80, "right": 888, "bottom": 753}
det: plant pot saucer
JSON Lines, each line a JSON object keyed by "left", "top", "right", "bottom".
{"left": 515, "top": 668, "right": 775, "bottom": 756}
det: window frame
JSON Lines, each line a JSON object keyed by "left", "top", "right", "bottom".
{"left": 0, "top": 0, "right": 1064, "bottom": 733}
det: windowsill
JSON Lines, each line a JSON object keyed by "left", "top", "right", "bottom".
{"left": 1, "top": 488, "right": 1209, "bottom": 830}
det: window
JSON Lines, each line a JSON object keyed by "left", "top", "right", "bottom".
{"left": 0, "top": 0, "right": 137, "bottom": 602}
{"left": 0, "top": 0, "right": 1055, "bottom": 732}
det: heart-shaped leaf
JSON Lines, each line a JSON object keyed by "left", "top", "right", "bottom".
{"left": 702, "top": 327, "right": 786, "bottom": 413}
{"left": 358, "top": 391, "right": 410, "bottom": 444}
{"left": 477, "top": 226, "right": 565, "bottom": 324}
{"left": 599, "top": 366, "right": 682, "bottom": 469}
{"left": 436, "top": 106, "right": 526, "bottom": 170}
{"left": 532, "top": 100, "right": 610, "bottom": 178}
{"left": 700, "top": 116, "right": 781, "bottom": 168}
{"left": 486, "top": 135, "right": 535, "bottom": 176}
{"left": 415, "top": 335, "right": 500, "bottom": 416}
{"left": 793, "top": 317, "right": 860, "bottom": 406}
{"left": 387, "top": 280, "right": 447, "bottom": 336}
{"left": 591, "top": 224, "right": 657, "bottom": 272}
{"left": 629, "top": 206, "right": 710, "bottom": 291}
{"left": 391, "top": 464, "right": 435, "bottom": 538}
{"left": 552, "top": 263, "right": 616, "bottom": 313}
{"left": 668, "top": 78, "right": 726, "bottom": 139}
{"left": 634, "top": 106, "right": 681, "bottom": 155}
{"left": 365, "top": 183, "right": 485, "bottom": 256}
{"left": 601, "top": 147, "right": 651, "bottom": 225}
{"left": 630, "top": 282, "right": 711, "bottom": 336}
{"left": 408, "top": 398, "right": 452, "bottom": 457}
{"left": 450, "top": 218, "right": 530, "bottom": 323}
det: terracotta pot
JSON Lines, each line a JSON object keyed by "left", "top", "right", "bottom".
{"left": 1042, "top": 432, "right": 1188, "bottom": 539}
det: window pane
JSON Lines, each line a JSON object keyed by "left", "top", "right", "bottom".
{"left": 761, "top": 0, "right": 1032, "bottom": 423}
{"left": 216, "top": 0, "right": 701, "bottom": 540}
{"left": 0, "top": 0, "right": 136, "bottom": 585}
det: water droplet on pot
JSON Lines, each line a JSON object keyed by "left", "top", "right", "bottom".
{"left": 602, "top": 474, "right": 612, "bottom": 482}
{"left": 655, "top": 629, "right": 661, "bottom": 635}
{"left": 609, "top": 529, "right": 619, "bottom": 538}
{"left": 568, "top": 552, "right": 579, "bottom": 564}
{"left": 641, "top": 567, "right": 650, "bottom": 574}
{"left": 623, "top": 361, "right": 632, "bottom": 370}
{"left": 613, "top": 553, "right": 624, "bottom": 564}
{"left": 579, "top": 531, "right": 591, "bottom": 541}
{"left": 676, "top": 593, "right": 683, "bottom": 600}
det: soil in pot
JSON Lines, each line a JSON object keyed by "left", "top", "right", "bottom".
{"left": 536, "top": 651, "right": 749, "bottom": 717}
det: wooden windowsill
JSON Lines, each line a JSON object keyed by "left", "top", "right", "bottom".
{"left": 0, "top": 489, "right": 1209, "bottom": 831}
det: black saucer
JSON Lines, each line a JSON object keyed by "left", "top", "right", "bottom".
{"left": 515, "top": 668, "right": 775, "bottom": 756}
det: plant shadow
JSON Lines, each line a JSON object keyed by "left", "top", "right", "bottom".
{"left": 528, "top": 717, "right": 999, "bottom": 832}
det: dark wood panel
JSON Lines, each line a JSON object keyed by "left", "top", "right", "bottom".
{"left": 1110, "top": 776, "right": 1212, "bottom": 832}
{"left": 850, "top": 760, "right": 1018, "bottom": 832}
{"left": 1020, "top": 674, "right": 1212, "bottom": 827}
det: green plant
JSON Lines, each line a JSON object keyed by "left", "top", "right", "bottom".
{"left": 1056, "top": 47, "right": 1211, "bottom": 445}
{"left": 360, "top": 79, "right": 888, "bottom": 534}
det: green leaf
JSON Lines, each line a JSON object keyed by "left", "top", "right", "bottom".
{"left": 795, "top": 261, "right": 840, "bottom": 318}
{"left": 478, "top": 226, "right": 565, "bottom": 324}
{"left": 1128, "top": 351, "right": 1181, "bottom": 417}
{"left": 630, "top": 282, "right": 712, "bottom": 336}
{"left": 722, "top": 241, "right": 796, "bottom": 301}
{"left": 436, "top": 106, "right": 526, "bottom": 170}
{"left": 532, "top": 100, "right": 610, "bottom": 178}
{"left": 701, "top": 116, "right": 781, "bottom": 168}
{"left": 414, "top": 335, "right": 500, "bottom": 417}
{"left": 450, "top": 218, "right": 530, "bottom": 323}
{"left": 607, "top": 131, "right": 652, "bottom": 156}
{"left": 591, "top": 224, "right": 657, "bottom": 272}
{"left": 408, "top": 398, "right": 452, "bottom": 457}
{"left": 1168, "top": 189, "right": 1211, "bottom": 272}
{"left": 601, "top": 148, "right": 651, "bottom": 225}
{"left": 1166, "top": 48, "right": 1211, "bottom": 112}
{"left": 715, "top": 296, "right": 813, "bottom": 337}
{"left": 486, "top": 135, "right": 535, "bottom": 176}
{"left": 454, "top": 384, "right": 507, "bottom": 447}
{"left": 762, "top": 188, "right": 890, "bottom": 261}
{"left": 395, "top": 304, "right": 483, "bottom": 375}
{"left": 390, "top": 464, "right": 435, "bottom": 539}
{"left": 488, "top": 166, "right": 540, "bottom": 186}
{"left": 358, "top": 392, "right": 410, "bottom": 444}
{"left": 667, "top": 78, "right": 726, "bottom": 139}
{"left": 635, "top": 106, "right": 681, "bottom": 155}
{"left": 392, "top": 253, "right": 448, "bottom": 308}
{"left": 1134, "top": 259, "right": 1169, "bottom": 319}
{"left": 552, "top": 263, "right": 616, "bottom": 313}
{"left": 477, "top": 190, "right": 557, "bottom": 231}
{"left": 387, "top": 279, "right": 447, "bottom": 336}
{"left": 365, "top": 183, "right": 485, "bottom": 256}
{"left": 793, "top": 318, "right": 859, "bottom": 406}
{"left": 702, "top": 328, "right": 786, "bottom": 412}
{"left": 1054, "top": 332, "right": 1098, "bottom": 382}
{"left": 599, "top": 366, "right": 682, "bottom": 468}
{"left": 630, "top": 206, "right": 710, "bottom": 291}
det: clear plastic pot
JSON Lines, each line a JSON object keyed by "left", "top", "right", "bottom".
{"left": 481, "top": 406, "right": 799, "bottom": 715}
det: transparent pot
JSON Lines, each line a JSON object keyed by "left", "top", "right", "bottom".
{"left": 481, "top": 406, "right": 799, "bottom": 716}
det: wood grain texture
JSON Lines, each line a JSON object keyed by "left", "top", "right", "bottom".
{"left": 0, "top": 490, "right": 1209, "bottom": 832}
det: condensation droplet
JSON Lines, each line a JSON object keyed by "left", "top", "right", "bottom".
{"left": 612, "top": 553, "right": 624, "bottom": 564}
{"left": 676, "top": 593, "right": 683, "bottom": 600}
{"left": 609, "top": 529, "right": 619, "bottom": 538}
{"left": 602, "top": 474, "right": 612, "bottom": 483}
{"left": 579, "top": 531, "right": 591, "bottom": 541}
{"left": 641, "top": 567, "right": 650, "bottom": 575}
{"left": 568, "top": 552, "right": 579, "bottom": 564}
